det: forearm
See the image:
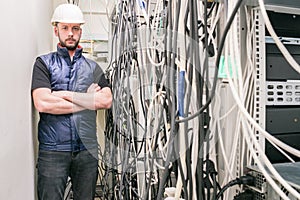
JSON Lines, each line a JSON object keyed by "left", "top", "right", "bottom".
{"left": 55, "top": 87, "right": 112, "bottom": 110}
{"left": 41, "top": 100, "right": 85, "bottom": 114}
{"left": 32, "top": 88, "right": 85, "bottom": 114}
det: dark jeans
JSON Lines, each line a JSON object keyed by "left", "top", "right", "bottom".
{"left": 37, "top": 150, "right": 98, "bottom": 200}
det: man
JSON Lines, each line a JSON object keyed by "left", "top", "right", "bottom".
{"left": 31, "top": 3, "right": 112, "bottom": 200}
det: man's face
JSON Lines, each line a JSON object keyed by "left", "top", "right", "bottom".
{"left": 55, "top": 23, "right": 82, "bottom": 51}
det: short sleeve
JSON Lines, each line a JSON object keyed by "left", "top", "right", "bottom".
{"left": 94, "top": 64, "right": 110, "bottom": 89}
{"left": 31, "top": 57, "right": 51, "bottom": 91}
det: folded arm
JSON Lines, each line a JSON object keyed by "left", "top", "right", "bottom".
{"left": 32, "top": 88, "right": 86, "bottom": 114}
{"left": 53, "top": 83, "right": 112, "bottom": 110}
{"left": 32, "top": 83, "right": 112, "bottom": 115}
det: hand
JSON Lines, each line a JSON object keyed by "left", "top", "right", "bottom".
{"left": 87, "top": 83, "right": 101, "bottom": 93}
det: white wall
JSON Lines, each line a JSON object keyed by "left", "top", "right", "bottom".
{"left": 0, "top": 0, "right": 52, "bottom": 199}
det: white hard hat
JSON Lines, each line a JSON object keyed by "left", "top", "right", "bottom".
{"left": 51, "top": 4, "right": 85, "bottom": 26}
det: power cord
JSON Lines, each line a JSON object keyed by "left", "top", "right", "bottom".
{"left": 233, "top": 190, "right": 254, "bottom": 200}
{"left": 216, "top": 174, "right": 255, "bottom": 200}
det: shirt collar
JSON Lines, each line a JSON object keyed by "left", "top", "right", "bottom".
{"left": 57, "top": 44, "right": 83, "bottom": 62}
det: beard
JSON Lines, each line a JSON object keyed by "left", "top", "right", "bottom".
{"left": 59, "top": 38, "right": 80, "bottom": 51}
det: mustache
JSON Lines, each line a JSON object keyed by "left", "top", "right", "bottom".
{"left": 66, "top": 38, "right": 76, "bottom": 42}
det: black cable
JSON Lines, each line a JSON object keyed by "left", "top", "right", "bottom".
{"left": 233, "top": 190, "right": 254, "bottom": 200}
{"left": 142, "top": 93, "right": 169, "bottom": 200}
{"left": 111, "top": 2, "right": 141, "bottom": 198}
{"left": 216, "top": 175, "right": 255, "bottom": 200}
{"left": 197, "top": 2, "right": 216, "bottom": 30}
{"left": 105, "top": 0, "right": 246, "bottom": 199}
{"left": 109, "top": 3, "right": 130, "bottom": 198}
{"left": 156, "top": 0, "right": 182, "bottom": 198}
{"left": 176, "top": 0, "right": 246, "bottom": 123}
{"left": 182, "top": 5, "right": 194, "bottom": 199}
{"left": 203, "top": 1, "right": 211, "bottom": 200}
{"left": 211, "top": 173, "right": 218, "bottom": 200}
{"left": 187, "top": 0, "right": 206, "bottom": 198}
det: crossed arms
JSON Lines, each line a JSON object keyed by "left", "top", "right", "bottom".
{"left": 32, "top": 83, "right": 112, "bottom": 115}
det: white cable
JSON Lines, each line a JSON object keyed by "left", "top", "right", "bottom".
{"left": 227, "top": 2, "right": 300, "bottom": 159}
{"left": 207, "top": 4, "right": 223, "bottom": 57}
{"left": 211, "top": 84, "right": 236, "bottom": 184}
{"left": 220, "top": 4, "right": 300, "bottom": 195}
{"left": 218, "top": 2, "right": 242, "bottom": 190}
{"left": 221, "top": 56, "right": 297, "bottom": 199}
{"left": 175, "top": 0, "right": 188, "bottom": 189}
{"left": 240, "top": 117, "right": 292, "bottom": 200}
{"left": 225, "top": 62, "right": 300, "bottom": 199}
{"left": 258, "top": 0, "right": 300, "bottom": 75}
{"left": 136, "top": 0, "right": 149, "bottom": 25}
